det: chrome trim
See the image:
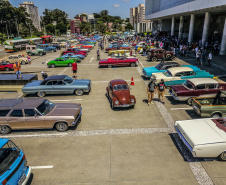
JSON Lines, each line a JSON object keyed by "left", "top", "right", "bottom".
{"left": 114, "top": 103, "right": 135, "bottom": 107}
{"left": 169, "top": 91, "right": 179, "bottom": 100}
{"left": 21, "top": 166, "right": 31, "bottom": 185}
{"left": 71, "top": 107, "right": 82, "bottom": 126}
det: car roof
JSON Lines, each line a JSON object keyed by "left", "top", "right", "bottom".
{"left": 0, "top": 139, "right": 10, "bottom": 148}
{"left": 110, "top": 79, "right": 128, "bottom": 86}
{"left": 0, "top": 98, "right": 45, "bottom": 109}
{"left": 45, "top": 75, "right": 67, "bottom": 81}
{"left": 160, "top": 62, "right": 179, "bottom": 66}
{"left": 168, "top": 67, "right": 193, "bottom": 75}
{"left": 188, "top": 78, "right": 218, "bottom": 86}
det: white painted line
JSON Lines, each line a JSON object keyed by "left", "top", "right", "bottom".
{"left": 51, "top": 99, "right": 82, "bottom": 101}
{"left": 58, "top": 67, "right": 69, "bottom": 75}
{"left": 44, "top": 59, "right": 52, "bottom": 64}
{"left": 17, "top": 92, "right": 23, "bottom": 98}
{"left": 31, "top": 165, "right": 54, "bottom": 169}
{"left": 90, "top": 57, "right": 94, "bottom": 63}
{"left": 139, "top": 60, "right": 144, "bottom": 67}
{"left": 0, "top": 133, "right": 68, "bottom": 138}
{"left": 136, "top": 67, "right": 143, "bottom": 75}
{"left": 170, "top": 108, "right": 193, "bottom": 110}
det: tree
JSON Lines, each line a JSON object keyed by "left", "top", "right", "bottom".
{"left": 79, "top": 21, "right": 92, "bottom": 34}
{"left": 0, "top": 33, "right": 7, "bottom": 44}
{"left": 96, "top": 21, "right": 107, "bottom": 34}
{"left": 125, "top": 23, "right": 134, "bottom": 31}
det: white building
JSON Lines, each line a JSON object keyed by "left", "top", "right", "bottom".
{"left": 19, "top": 1, "right": 41, "bottom": 32}
{"left": 145, "top": 0, "right": 226, "bottom": 55}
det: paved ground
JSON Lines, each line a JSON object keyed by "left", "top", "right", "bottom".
{"left": 0, "top": 42, "right": 226, "bottom": 185}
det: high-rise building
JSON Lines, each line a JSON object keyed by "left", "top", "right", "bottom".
{"left": 19, "top": 1, "right": 41, "bottom": 32}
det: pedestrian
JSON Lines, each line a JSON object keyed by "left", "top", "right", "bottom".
{"left": 41, "top": 71, "right": 48, "bottom": 80}
{"left": 96, "top": 49, "right": 100, "bottom": 60}
{"left": 130, "top": 49, "right": 133, "bottom": 56}
{"left": 147, "top": 80, "right": 156, "bottom": 105}
{"left": 196, "top": 49, "right": 201, "bottom": 65}
{"left": 208, "top": 52, "right": 212, "bottom": 66}
{"left": 27, "top": 56, "right": 31, "bottom": 65}
{"left": 157, "top": 79, "right": 165, "bottom": 104}
{"left": 143, "top": 45, "right": 146, "bottom": 56}
{"left": 72, "top": 61, "right": 77, "bottom": 78}
{"left": 13, "top": 61, "right": 22, "bottom": 79}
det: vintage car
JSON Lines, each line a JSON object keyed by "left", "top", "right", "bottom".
{"left": 0, "top": 98, "right": 82, "bottom": 134}
{"left": 37, "top": 44, "right": 57, "bottom": 52}
{"left": 75, "top": 44, "right": 93, "bottom": 49}
{"left": 62, "top": 53, "right": 85, "bottom": 59}
{"left": 22, "top": 75, "right": 91, "bottom": 97}
{"left": 62, "top": 48, "right": 87, "bottom": 56}
{"left": 147, "top": 49, "right": 175, "bottom": 62}
{"left": 0, "top": 62, "right": 14, "bottom": 71}
{"left": 192, "top": 91, "right": 226, "bottom": 118}
{"left": 26, "top": 45, "right": 46, "bottom": 56}
{"left": 151, "top": 67, "right": 214, "bottom": 86}
{"left": 106, "top": 79, "right": 136, "bottom": 109}
{"left": 72, "top": 46, "right": 90, "bottom": 53}
{"left": 99, "top": 57, "right": 138, "bottom": 68}
{"left": 49, "top": 43, "right": 61, "bottom": 50}
{"left": 108, "top": 49, "right": 130, "bottom": 56}
{"left": 4, "top": 55, "right": 28, "bottom": 65}
{"left": 142, "top": 62, "right": 200, "bottom": 79}
{"left": 105, "top": 45, "right": 131, "bottom": 52}
{"left": 108, "top": 53, "right": 136, "bottom": 59}
{"left": 175, "top": 117, "right": 226, "bottom": 160}
{"left": 169, "top": 78, "right": 226, "bottom": 105}
{"left": 47, "top": 57, "right": 81, "bottom": 68}
{"left": 52, "top": 41, "right": 67, "bottom": 48}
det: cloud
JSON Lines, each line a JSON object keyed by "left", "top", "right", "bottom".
{"left": 113, "top": 4, "right": 120, "bottom": 8}
{"left": 121, "top": 0, "right": 130, "bottom": 3}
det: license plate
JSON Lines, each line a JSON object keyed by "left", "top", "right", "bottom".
{"left": 18, "top": 174, "right": 26, "bottom": 185}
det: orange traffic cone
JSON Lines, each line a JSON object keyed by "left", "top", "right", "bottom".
{"left": 131, "top": 77, "right": 135, "bottom": 86}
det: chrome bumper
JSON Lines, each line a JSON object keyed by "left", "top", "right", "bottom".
{"left": 71, "top": 107, "right": 82, "bottom": 126}
{"left": 169, "top": 91, "right": 179, "bottom": 100}
{"left": 114, "top": 103, "right": 135, "bottom": 107}
{"left": 21, "top": 166, "right": 31, "bottom": 185}
{"left": 142, "top": 71, "right": 150, "bottom": 79}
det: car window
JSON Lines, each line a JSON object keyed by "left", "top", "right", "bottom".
{"left": 24, "top": 109, "right": 36, "bottom": 117}
{"left": 53, "top": 80, "right": 63, "bottom": 85}
{"left": 159, "top": 51, "right": 163, "bottom": 54}
{"left": 0, "top": 110, "right": 10, "bottom": 117}
{"left": 183, "top": 81, "right": 195, "bottom": 89}
{"left": 27, "top": 47, "right": 30, "bottom": 50}
{"left": 10, "top": 110, "right": 23, "bottom": 117}
{"left": 113, "top": 84, "right": 128, "bottom": 91}
{"left": 175, "top": 72, "right": 184, "bottom": 77}
{"left": 32, "top": 47, "right": 36, "bottom": 50}
{"left": 196, "top": 84, "right": 206, "bottom": 90}
{"left": 206, "top": 84, "right": 217, "bottom": 89}
{"left": 9, "top": 56, "right": 12, "bottom": 59}
{"left": 46, "top": 81, "right": 53, "bottom": 85}
{"left": 184, "top": 71, "right": 193, "bottom": 76}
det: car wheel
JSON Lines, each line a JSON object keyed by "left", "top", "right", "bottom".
{"left": 166, "top": 54, "right": 171, "bottom": 60}
{"left": 54, "top": 50, "right": 57, "bottom": 52}
{"left": 21, "top": 60, "right": 26, "bottom": 65}
{"left": 37, "top": 91, "right": 46, "bottom": 97}
{"left": 187, "top": 98, "right": 193, "bottom": 106}
{"left": 55, "top": 122, "right": 68, "bottom": 132}
{"left": 74, "top": 89, "right": 84, "bottom": 96}
{"left": 51, "top": 49, "right": 54, "bottom": 52}
{"left": 108, "top": 65, "right": 112, "bottom": 68}
{"left": 39, "top": 52, "right": 43, "bottom": 56}
{"left": 6, "top": 61, "right": 10, "bottom": 64}
{"left": 29, "top": 52, "right": 32, "bottom": 56}
{"left": 0, "top": 125, "right": 11, "bottom": 134}
{"left": 211, "top": 113, "right": 221, "bottom": 118}
{"left": 171, "top": 56, "right": 176, "bottom": 60}
{"left": 219, "top": 151, "right": 226, "bottom": 161}
{"left": 68, "top": 63, "right": 72, "bottom": 67}
{"left": 130, "top": 63, "right": 136, "bottom": 67}
{"left": 5, "top": 67, "right": 9, "bottom": 71}
{"left": 51, "top": 64, "right": 55, "bottom": 68}
{"left": 152, "top": 57, "right": 157, "bottom": 62}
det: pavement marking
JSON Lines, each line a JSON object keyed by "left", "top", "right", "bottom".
{"left": 58, "top": 67, "right": 69, "bottom": 75}
{"left": 136, "top": 67, "right": 143, "bottom": 75}
{"left": 170, "top": 107, "right": 193, "bottom": 110}
{"left": 31, "top": 165, "right": 54, "bottom": 169}
{"left": 0, "top": 133, "right": 68, "bottom": 138}
{"left": 90, "top": 57, "right": 94, "bottom": 63}
{"left": 17, "top": 92, "right": 23, "bottom": 98}
{"left": 139, "top": 60, "right": 144, "bottom": 67}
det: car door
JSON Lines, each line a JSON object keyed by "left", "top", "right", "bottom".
{"left": 117, "top": 57, "right": 127, "bottom": 66}
{"left": 204, "top": 84, "right": 218, "bottom": 96}
{"left": 7, "top": 109, "right": 27, "bottom": 129}
{"left": 52, "top": 80, "right": 68, "bottom": 94}
{"left": 58, "top": 58, "right": 66, "bottom": 66}
{"left": 24, "top": 109, "right": 46, "bottom": 129}
{"left": 43, "top": 80, "right": 54, "bottom": 94}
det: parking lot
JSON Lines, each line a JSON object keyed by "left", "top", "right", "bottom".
{"left": 0, "top": 43, "right": 226, "bottom": 185}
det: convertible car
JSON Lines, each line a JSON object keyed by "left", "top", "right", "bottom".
{"left": 108, "top": 49, "right": 130, "bottom": 56}
{"left": 47, "top": 57, "right": 81, "bottom": 68}
{"left": 151, "top": 67, "right": 214, "bottom": 86}
{"left": 142, "top": 62, "right": 200, "bottom": 79}
{"left": 99, "top": 57, "right": 139, "bottom": 68}
{"left": 22, "top": 75, "right": 91, "bottom": 97}
{"left": 62, "top": 53, "right": 85, "bottom": 59}
{"left": 105, "top": 45, "right": 131, "bottom": 52}
{"left": 106, "top": 79, "right": 136, "bottom": 109}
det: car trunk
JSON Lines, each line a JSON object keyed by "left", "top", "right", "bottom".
{"left": 49, "top": 103, "right": 81, "bottom": 117}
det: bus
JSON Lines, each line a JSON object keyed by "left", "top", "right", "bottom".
{"left": 30, "top": 38, "right": 42, "bottom": 45}
{"left": 40, "top": 35, "right": 53, "bottom": 43}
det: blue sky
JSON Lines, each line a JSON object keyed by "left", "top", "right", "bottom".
{"left": 9, "top": 0, "right": 145, "bottom": 19}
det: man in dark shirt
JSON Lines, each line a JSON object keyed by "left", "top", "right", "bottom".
{"left": 157, "top": 79, "right": 166, "bottom": 104}
{"left": 147, "top": 80, "right": 156, "bottom": 105}
{"left": 72, "top": 61, "right": 77, "bottom": 78}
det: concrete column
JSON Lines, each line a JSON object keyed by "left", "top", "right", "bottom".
{"left": 151, "top": 21, "right": 153, "bottom": 32}
{"left": 188, "top": 14, "right": 195, "bottom": 44}
{"left": 171, "top": 17, "right": 175, "bottom": 36}
{"left": 137, "top": 23, "right": 139, "bottom": 33}
{"left": 178, "top": 16, "right": 183, "bottom": 39}
{"left": 147, "top": 22, "right": 150, "bottom": 32}
{"left": 202, "top": 12, "right": 211, "bottom": 46}
{"left": 220, "top": 17, "right": 226, "bottom": 55}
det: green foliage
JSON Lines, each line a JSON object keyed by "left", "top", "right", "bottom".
{"left": 79, "top": 21, "right": 92, "bottom": 34}
{"left": 96, "top": 21, "right": 107, "bottom": 34}
{"left": 125, "top": 23, "right": 134, "bottom": 31}
{"left": 0, "top": 33, "right": 7, "bottom": 43}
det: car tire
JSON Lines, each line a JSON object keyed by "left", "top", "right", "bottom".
{"left": 39, "top": 52, "right": 43, "bottom": 56}
{"left": 108, "top": 65, "right": 112, "bottom": 68}
{"left": 55, "top": 122, "right": 68, "bottom": 132}
{"left": 187, "top": 98, "right": 193, "bottom": 106}
{"left": 130, "top": 63, "right": 136, "bottom": 67}
{"left": 5, "top": 67, "right": 9, "bottom": 71}
{"left": 152, "top": 57, "right": 157, "bottom": 62}
{"left": 211, "top": 113, "right": 221, "bottom": 118}
{"left": 166, "top": 54, "right": 171, "bottom": 60}
{"left": 0, "top": 125, "right": 11, "bottom": 134}
{"left": 75, "top": 89, "right": 84, "bottom": 96}
{"left": 28, "top": 52, "right": 32, "bottom": 56}
{"left": 54, "top": 50, "right": 57, "bottom": 52}
{"left": 68, "top": 63, "right": 72, "bottom": 67}
{"left": 171, "top": 56, "right": 176, "bottom": 60}
{"left": 6, "top": 61, "right": 10, "bottom": 64}
{"left": 37, "top": 91, "right": 46, "bottom": 97}
{"left": 21, "top": 61, "right": 26, "bottom": 65}
{"left": 51, "top": 64, "right": 55, "bottom": 68}
{"left": 51, "top": 50, "right": 54, "bottom": 52}
{"left": 219, "top": 151, "right": 226, "bottom": 161}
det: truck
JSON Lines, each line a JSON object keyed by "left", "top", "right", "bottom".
{"left": 26, "top": 45, "right": 46, "bottom": 56}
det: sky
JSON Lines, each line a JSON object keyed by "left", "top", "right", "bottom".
{"left": 9, "top": 0, "right": 145, "bottom": 19}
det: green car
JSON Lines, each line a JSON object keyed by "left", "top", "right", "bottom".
{"left": 47, "top": 57, "right": 80, "bottom": 68}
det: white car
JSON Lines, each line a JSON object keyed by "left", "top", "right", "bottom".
{"left": 175, "top": 118, "right": 226, "bottom": 160}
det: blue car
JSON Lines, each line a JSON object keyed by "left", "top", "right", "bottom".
{"left": 142, "top": 62, "right": 200, "bottom": 79}
{"left": 0, "top": 139, "right": 31, "bottom": 185}
{"left": 37, "top": 44, "right": 57, "bottom": 52}
{"left": 62, "top": 53, "right": 85, "bottom": 59}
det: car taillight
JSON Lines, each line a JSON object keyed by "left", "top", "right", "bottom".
{"left": 2, "top": 179, "right": 7, "bottom": 185}
{"left": 23, "top": 155, "right": 26, "bottom": 160}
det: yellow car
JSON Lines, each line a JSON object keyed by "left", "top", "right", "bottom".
{"left": 108, "top": 50, "right": 130, "bottom": 56}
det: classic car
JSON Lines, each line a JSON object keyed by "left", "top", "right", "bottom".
{"left": 138, "top": 45, "right": 155, "bottom": 54}
{"left": 0, "top": 62, "right": 14, "bottom": 71}
{"left": 108, "top": 53, "right": 136, "bottom": 59}
{"left": 26, "top": 45, "right": 46, "bottom": 56}
{"left": 108, "top": 44, "right": 129, "bottom": 48}
{"left": 151, "top": 67, "right": 214, "bottom": 86}
{"left": 105, "top": 45, "right": 131, "bottom": 52}
{"left": 108, "top": 49, "right": 130, "bottom": 56}
{"left": 142, "top": 62, "right": 200, "bottom": 79}
{"left": 4, "top": 55, "right": 28, "bottom": 65}
{"left": 22, "top": 75, "right": 91, "bottom": 97}
{"left": 192, "top": 91, "right": 226, "bottom": 118}
{"left": 72, "top": 46, "right": 90, "bottom": 53}
{"left": 75, "top": 44, "right": 93, "bottom": 49}
{"left": 99, "top": 57, "right": 139, "bottom": 68}
{"left": 106, "top": 79, "right": 136, "bottom": 109}
{"left": 147, "top": 49, "right": 175, "bottom": 62}
{"left": 61, "top": 50, "right": 86, "bottom": 56}
{"left": 62, "top": 53, "right": 85, "bottom": 59}
{"left": 47, "top": 57, "right": 81, "bottom": 68}
{"left": 169, "top": 78, "right": 226, "bottom": 105}
{"left": 175, "top": 117, "right": 226, "bottom": 160}
{"left": 49, "top": 43, "right": 61, "bottom": 50}
{"left": 0, "top": 98, "right": 82, "bottom": 134}
{"left": 37, "top": 44, "right": 57, "bottom": 52}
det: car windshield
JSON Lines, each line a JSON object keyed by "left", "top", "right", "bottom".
{"left": 155, "top": 63, "right": 163, "bottom": 70}
{"left": 64, "top": 76, "right": 74, "bottom": 84}
{"left": 37, "top": 99, "right": 55, "bottom": 115}
{"left": 183, "top": 81, "right": 194, "bottom": 89}
{"left": 164, "top": 70, "right": 172, "bottom": 77}
{"left": 113, "top": 84, "right": 128, "bottom": 91}
{"left": 0, "top": 141, "right": 20, "bottom": 176}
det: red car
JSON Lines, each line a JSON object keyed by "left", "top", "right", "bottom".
{"left": 61, "top": 48, "right": 87, "bottom": 56}
{"left": 169, "top": 78, "right": 226, "bottom": 105}
{"left": 99, "top": 57, "right": 139, "bottom": 68}
{"left": 106, "top": 79, "right": 136, "bottom": 109}
{"left": 0, "top": 62, "right": 14, "bottom": 71}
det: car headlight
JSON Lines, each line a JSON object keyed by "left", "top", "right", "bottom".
{"left": 131, "top": 99, "right": 134, "bottom": 103}
{"left": 115, "top": 100, "right": 119, "bottom": 105}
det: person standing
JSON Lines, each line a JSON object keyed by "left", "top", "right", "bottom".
{"left": 96, "top": 49, "right": 100, "bottom": 60}
{"left": 13, "top": 61, "right": 22, "bottom": 79}
{"left": 130, "top": 49, "right": 133, "bottom": 56}
{"left": 147, "top": 80, "right": 156, "bottom": 105}
{"left": 196, "top": 49, "right": 201, "bottom": 65}
{"left": 157, "top": 79, "right": 165, "bottom": 104}
{"left": 72, "top": 61, "right": 77, "bottom": 78}
{"left": 27, "top": 56, "right": 31, "bottom": 65}
{"left": 208, "top": 52, "right": 212, "bottom": 66}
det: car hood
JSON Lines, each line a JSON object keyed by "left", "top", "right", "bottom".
{"left": 152, "top": 72, "right": 166, "bottom": 80}
{"left": 99, "top": 59, "right": 109, "bottom": 64}
{"left": 48, "top": 103, "right": 81, "bottom": 116}
{"left": 143, "top": 67, "right": 159, "bottom": 74}
{"left": 22, "top": 80, "right": 42, "bottom": 88}
{"left": 113, "top": 90, "right": 131, "bottom": 104}
{"left": 72, "top": 79, "right": 91, "bottom": 85}
{"left": 172, "top": 85, "right": 187, "bottom": 93}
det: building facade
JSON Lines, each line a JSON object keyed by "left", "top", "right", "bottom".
{"left": 19, "top": 1, "right": 41, "bottom": 32}
{"left": 145, "top": 0, "right": 226, "bottom": 54}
